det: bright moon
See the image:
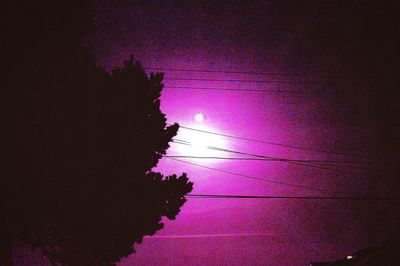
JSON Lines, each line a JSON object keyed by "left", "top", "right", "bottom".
{"left": 194, "top": 113, "right": 205, "bottom": 123}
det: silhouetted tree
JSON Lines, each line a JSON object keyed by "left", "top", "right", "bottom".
{"left": 1, "top": 1, "right": 192, "bottom": 265}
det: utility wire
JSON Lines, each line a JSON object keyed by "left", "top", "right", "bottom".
{"left": 164, "top": 155, "right": 369, "bottom": 173}
{"left": 186, "top": 194, "right": 400, "bottom": 201}
{"left": 109, "top": 65, "right": 335, "bottom": 78}
{"left": 170, "top": 124, "right": 358, "bottom": 157}
{"left": 172, "top": 139, "right": 354, "bottom": 173}
{"left": 165, "top": 77, "right": 334, "bottom": 85}
{"left": 167, "top": 157, "right": 354, "bottom": 195}
{"left": 163, "top": 155, "right": 386, "bottom": 165}
{"left": 163, "top": 86, "right": 305, "bottom": 93}
{"left": 145, "top": 67, "right": 310, "bottom": 77}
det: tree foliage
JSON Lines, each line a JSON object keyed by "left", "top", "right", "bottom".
{"left": 1, "top": 1, "right": 193, "bottom": 265}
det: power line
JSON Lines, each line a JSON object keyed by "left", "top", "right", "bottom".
{"left": 186, "top": 194, "right": 400, "bottom": 201}
{"left": 105, "top": 65, "right": 341, "bottom": 91}
{"left": 105, "top": 65, "right": 345, "bottom": 82}
{"left": 163, "top": 155, "right": 385, "bottom": 165}
{"left": 164, "top": 155, "right": 370, "bottom": 173}
{"left": 163, "top": 86, "right": 305, "bottom": 93}
{"left": 171, "top": 124, "right": 358, "bottom": 157}
{"left": 172, "top": 139, "right": 354, "bottom": 173}
{"left": 165, "top": 77, "right": 333, "bottom": 85}
{"left": 166, "top": 152, "right": 367, "bottom": 174}
{"left": 145, "top": 67, "right": 310, "bottom": 77}
{"left": 109, "top": 65, "right": 339, "bottom": 79}
{"left": 166, "top": 157, "right": 353, "bottom": 195}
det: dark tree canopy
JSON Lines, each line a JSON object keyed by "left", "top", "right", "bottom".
{"left": 1, "top": 1, "right": 193, "bottom": 265}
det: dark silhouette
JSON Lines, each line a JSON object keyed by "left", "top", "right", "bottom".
{"left": 1, "top": 1, "right": 192, "bottom": 265}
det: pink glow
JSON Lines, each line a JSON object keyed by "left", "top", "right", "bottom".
{"left": 122, "top": 58, "right": 398, "bottom": 265}
{"left": 90, "top": 6, "right": 400, "bottom": 263}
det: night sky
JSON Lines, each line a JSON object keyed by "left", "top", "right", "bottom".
{"left": 86, "top": 1, "right": 400, "bottom": 265}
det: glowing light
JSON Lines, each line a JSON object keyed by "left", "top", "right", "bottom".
{"left": 173, "top": 124, "right": 227, "bottom": 159}
{"left": 194, "top": 113, "right": 205, "bottom": 123}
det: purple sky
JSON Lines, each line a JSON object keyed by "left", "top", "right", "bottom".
{"left": 85, "top": 1, "right": 400, "bottom": 265}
